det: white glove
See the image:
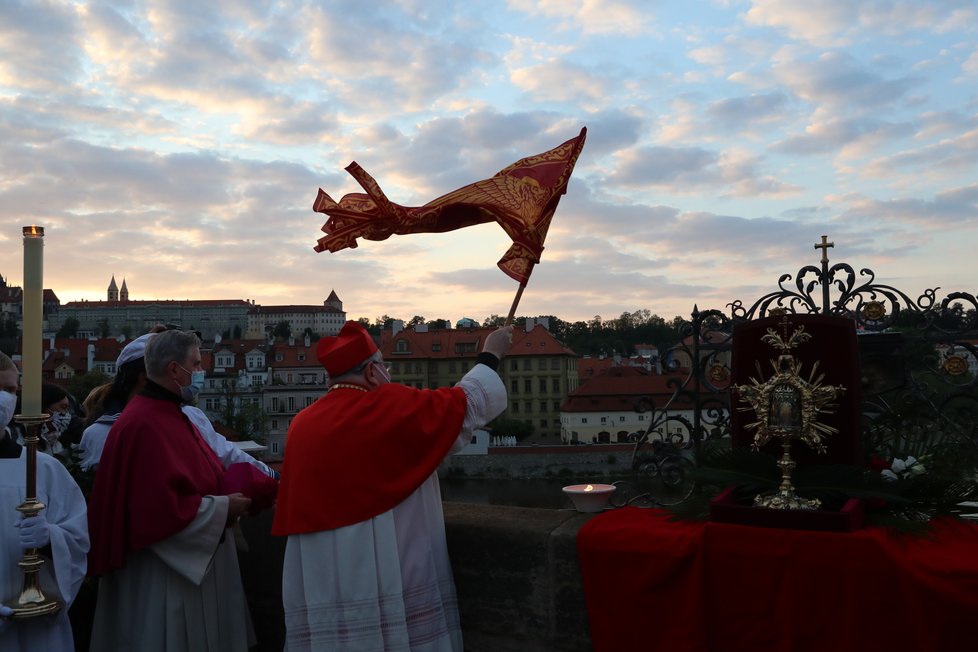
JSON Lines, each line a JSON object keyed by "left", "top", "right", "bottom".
{"left": 0, "top": 604, "right": 13, "bottom": 633}
{"left": 15, "top": 514, "right": 51, "bottom": 549}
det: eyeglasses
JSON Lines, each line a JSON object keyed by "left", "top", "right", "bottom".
{"left": 376, "top": 361, "right": 392, "bottom": 372}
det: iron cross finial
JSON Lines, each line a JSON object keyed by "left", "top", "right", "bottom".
{"left": 815, "top": 235, "right": 834, "bottom": 264}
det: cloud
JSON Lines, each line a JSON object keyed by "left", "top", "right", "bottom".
{"left": 705, "top": 92, "right": 791, "bottom": 131}
{"left": 510, "top": 60, "right": 614, "bottom": 106}
{"left": 771, "top": 51, "right": 916, "bottom": 109}
{"left": 862, "top": 128, "right": 978, "bottom": 178}
{"left": 744, "top": 0, "right": 974, "bottom": 48}
{"left": 506, "top": 0, "right": 654, "bottom": 37}
{"left": 0, "top": 0, "right": 83, "bottom": 91}
{"left": 772, "top": 116, "right": 915, "bottom": 157}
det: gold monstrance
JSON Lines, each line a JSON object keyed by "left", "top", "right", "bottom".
{"left": 734, "top": 317, "right": 845, "bottom": 510}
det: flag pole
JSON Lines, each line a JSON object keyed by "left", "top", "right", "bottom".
{"left": 504, "top": 282, "right": 527, "bottom": 327}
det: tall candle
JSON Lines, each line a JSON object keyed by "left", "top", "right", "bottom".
{"left": 22, "top": 225, "right": 44, "bottom": 416}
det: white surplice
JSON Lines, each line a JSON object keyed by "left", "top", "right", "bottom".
{"left": 281, "top": 363, "right": 506, "bottom": 652}
{"left": 79, "top": 406, "right": 277, "bottom": 478}
{"left": 89, "top": 495, "right": 255, "bottom": 652}
{"left": 0, "top": 448, "right": 90, "bottom": 652}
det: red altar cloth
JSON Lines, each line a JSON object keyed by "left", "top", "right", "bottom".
{"left": 577, "top": 507, "right": 978, "bottom": 652}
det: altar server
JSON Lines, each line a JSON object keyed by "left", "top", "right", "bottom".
{"left": 0, "top": 352, "right": 89, "bottom": 651}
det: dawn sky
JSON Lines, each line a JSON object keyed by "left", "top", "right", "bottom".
{"left": 1, "top": 0, "right": 976, "bottom": 325}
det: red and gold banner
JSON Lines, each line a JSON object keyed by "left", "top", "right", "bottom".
{"left": 313, "top": 127, "right": 587, "bottom": 284}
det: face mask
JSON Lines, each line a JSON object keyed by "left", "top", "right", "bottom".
{"left": 50, "top": 411, "right": 72, "bottom": 433}
{"left": 176, "top": 366, "right": 206, "bottom": 404}
{"left": 0, "top": 391, "right": 16, "bottom": 428}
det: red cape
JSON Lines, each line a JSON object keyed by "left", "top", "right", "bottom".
{"left": 87, "top": 391, "right": 225, "bottom": 577}
{"left": 272, "top": 383, "right": 467, "bottom": 535}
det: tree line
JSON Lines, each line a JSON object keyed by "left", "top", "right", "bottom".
{"left": 362, "top": 309, "right": 686, "bottom": 357}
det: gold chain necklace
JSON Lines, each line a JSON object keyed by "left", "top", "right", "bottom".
{"left": 329, "top": 383, "right": 368, "bottom": 393}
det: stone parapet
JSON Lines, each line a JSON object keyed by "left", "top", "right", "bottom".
{"left": 443, "top": 503, "right": 594, "bottom": 652}
{"left": 192, "top": 504, "right": 596, "bottom": 652}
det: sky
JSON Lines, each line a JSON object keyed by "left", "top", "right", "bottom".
{"left": 1, "top": 0, "right": 976, "bottom": 326}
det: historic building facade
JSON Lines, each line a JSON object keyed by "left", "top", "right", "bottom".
{"left": 244, "top": 289, "right": 346, "bottom": 339}
{"left": 379, "top": 321, "right": 579, "bottom": 440}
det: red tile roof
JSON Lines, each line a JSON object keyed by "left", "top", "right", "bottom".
{"left": 380, "top": 324, "right": 575, "bottom": 359}
{"left": 561, "top": 366, "right": 696, "bottom": 412}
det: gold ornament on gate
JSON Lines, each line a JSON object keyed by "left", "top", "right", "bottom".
{"left": 861, "top": 300, "right": 887, "bottom": 321}
{"left": 733, "top": 317, "right": 846, "bottom": 510}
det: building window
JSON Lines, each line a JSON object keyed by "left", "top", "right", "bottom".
{"left": 601, "top": 417, "right": 607, "bottom": 424}
{"left": 449, "top": 362, "right": 456, "bottom": 373}
{"left": 272, "top": 442, "right": 279, "bottom": 454}
{"left": 540, "top": 419, "right": 547, "bottom": 428}
{"left": 396, "top": 340, "right": 408, "bottom": 353}
{"left": 551, "top": 359, "right": 560, "bottom": 370}
{"left": 305, "top": 396, "right": 313, "bottom": 407}
{"left": 522, "top": 359, "right": 531, "bottom": 370}
{"left": 271, "top": 419, "right": 279, "bottom": 429}
{"left": 298, "top": 352, "right": 305, "bottom": 361}
{"left": 391, "top": 362, "right": 400, "bottom": 373}
{"left": 510, "top": 360, "right": 518, "bottom": 371}
{"left": 512, "top": 402, "right": 519, "bottom": 413}
{"left": 511, "top": 380, "right": 518, "bottom": 393}
{"left": 582, "top": 417, "right": 588, "bottom": 424}
{"left": 620, "top": 416, "right": 626, "bottom": 422}
{"left": 553, "top": 401, "right": 560, "bottom": 413}
{"left": 539, "top": 379, "right": 547, "bottom": 393}
{"left": 552, "top": 378, "right": 560, "bottom": 392}
{"left": 538, "top": 359, "right": 546, "bottom": 370}
{"left": 455, "top": 342, "right": 476, "bottom": 353}
{"left": 540, "top": 401, "right": 547, "bottom": 413}
{"left": 638, "top": 415, "right": 645, "bottom": 421}
{"left": 432, "top": 342, "right": 441, "bottom": 352}
{"left": 524, "top": 379, "right": 532, "bottom": 392}
{"left": 288, "top": 397, "right": 295, "bottom": 411}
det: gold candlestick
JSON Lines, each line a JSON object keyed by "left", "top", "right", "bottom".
{"left": 5, "top": 414, "right": 61, "bottom": 618}
{"left": 2, "top": 226, "right": 61, "bottom": 619}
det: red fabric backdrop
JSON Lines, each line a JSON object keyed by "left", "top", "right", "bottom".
{"left": 578, "top": 507, "right": 978, "bottom": 652}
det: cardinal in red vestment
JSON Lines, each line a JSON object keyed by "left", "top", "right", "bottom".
{"left": 273, "top": 320, "right": 512, "bottom": 651}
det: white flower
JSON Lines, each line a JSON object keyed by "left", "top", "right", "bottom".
{"left": 881, "top": 456, "right": 926, "bottom": 482}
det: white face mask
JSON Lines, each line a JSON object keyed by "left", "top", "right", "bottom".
{"left": 0, "top": 391, "right": 17, "bottom": 428}
{"left": 50, "top": 411, "right": 72, "bottom": 433}
{"left": 176, "top": 365, "right": 206, "bottom": 404}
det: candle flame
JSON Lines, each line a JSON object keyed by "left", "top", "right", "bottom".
{"left": 29, "top": 225, "right": 38, "bottom": 235}
{"left": 584, "top": 484, "right": 594, "bottom": 492}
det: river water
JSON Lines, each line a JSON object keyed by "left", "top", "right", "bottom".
{"left": 439, "top": 477, "right": 579, "bottom": 509}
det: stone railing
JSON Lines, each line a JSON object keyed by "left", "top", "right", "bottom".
{"left": 232, "top": 504, "right": 594, "bottom": 652}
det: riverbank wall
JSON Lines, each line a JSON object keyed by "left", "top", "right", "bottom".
{"left": 440, "top": 443, "right": 634, "bottom": 480}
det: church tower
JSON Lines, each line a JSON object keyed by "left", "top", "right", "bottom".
{"left": 107, "top": 275, "right": 118, "bottom": 302}
{"left": 325, "top": 289, "right": 342, "bottom": 311}
{"left": 120, "top": 278, "right": 129, "bottom": 302}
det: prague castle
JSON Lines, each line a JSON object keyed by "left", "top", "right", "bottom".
{"left": 45, "top": 276, "right": 346, "bottom": 340}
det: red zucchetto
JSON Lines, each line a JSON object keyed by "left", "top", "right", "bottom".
{"left": 317, "top": 320, "right": 378, "bottom": 376}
